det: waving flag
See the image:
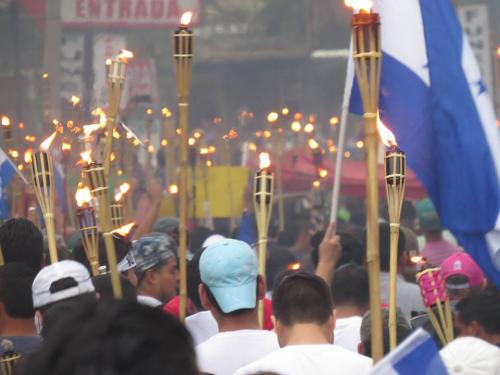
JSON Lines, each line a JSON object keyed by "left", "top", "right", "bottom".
{"left": 0, "top": 147, "right": 20, "bottom": 220}
{"left": 350, "top": 0, "right": 500, "bottom": 286}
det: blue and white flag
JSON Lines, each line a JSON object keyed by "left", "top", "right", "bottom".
{"left": 0, "top": 147, "right": 20, "bottom": 220}
{"left": 370, "top": 328, "right": 447, "bottom": 375}
{"left": 349, "top": 0, "right": 500, "bottom": 286}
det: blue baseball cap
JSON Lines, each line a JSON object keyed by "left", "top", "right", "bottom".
{"left": 200, "top": 239, "right": 258, "bottom": 314}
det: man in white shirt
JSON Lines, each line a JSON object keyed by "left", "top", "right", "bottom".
{"left": 234, "top": 272, "right": 372, "bottom": 375}
{"left": 195, "top": 239, "right": 279, "bottom": 375}
{"left": 132, "top": 233, "right": 178, "bottom": 308}
{"left": 331, "top": 264, "right": 369, "bottom": 352}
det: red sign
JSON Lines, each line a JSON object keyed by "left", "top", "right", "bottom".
{"left": 62, "top": 0, "right": 202, "bottom": 28}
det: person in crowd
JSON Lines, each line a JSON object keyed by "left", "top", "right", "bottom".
{"left": 92, "top": 274, "right": 137, "bottom": 302}
{"left": 74, "top": 233, "right": 138, "bottom": 287}
{"left": 189, "top": 226, "right": 215, "bottom": 252}
{"left": 440, "top": 252, "right": 485, "bottom": 306}
{"left": 440, "top": 337, "right": 500, "bottom": 374}
{"left": 281, "top": 220, "right": 314, "bottom": 273}
{"left": 454, "top": 291, "right": 500, "bottom": 346}
{"left": 311, "top": 231, "right": 365, "bottom": 271}
{"left": 399, "top": 226, "right": 421, "bottom": 283}
{"left": 370, "top": 222, "right": 425, "bottom": 320}
{"left": 416, "top": 198, "right": 461, "bottom": 266}
{"left": 315, "top": 222, "right": 342, "bottom": 287}
{"left": 381, "top": 200, "right": 418, "bottom": 232}
{"left": 31, "top": 260, "right": 97, "bottom": 336}
{"left": 24, "top": 300, "right": 199, "bottom": 375}
{"left": 358, "top": 308, "right": 413, "bottom": 357}
{"left": 133, "top": 233, "right": 178, "bottom": 308}
{"left": 196, "top": 239, "right": 279, "bottom": 375}
{"left": 265, "top": 248, "right": 297, "bottom": 298}
{"left": 0, "top": 218, "right": 44, "bottom": 272}
{"left": 152, "top": 217, "right": 180, "bottom": 246}
{"left": 235, "top": 272, "right": 372, "bottom": 375}
{"left": 0, "top": 263, "right": 41, "bottom": 356}
{"left": 330, "top": 264, "right": 369, "bottom": 352}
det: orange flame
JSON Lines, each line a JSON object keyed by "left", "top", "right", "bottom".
{"left": 304, "top": 123, "right": 315, "bottom": 133}
{"left": 287, "top": 262, "right": 301, "bottom": 270}
{"left": 24, "top": 149, "right": 33, "bottom": 163}
{"left": 70, "top": 95, "right": 81, "bottom": 106}
{"left": 169, "top": 184, "right": 179, "bottom": 194}
{"left": 223, "top": 128, "right": 239, "bottom": 140}
{"left": 114, "top": 192, "right": 124, "bottom": 202}
{"left": 118, "top": 49, "right": 134, "bottom": 61}
{"left": 291, "top": 121, "right": 302, "bottom": 132}
{"left": 83, "top": 123, "right": 103, "bottom": 138}
{"left": 62, "top": 142, "right": 72, "bottom": 151}
{"left": 75, "top": 187, "right": 92, "bottom": 207}
{"left": 377, "top": 114, "right": 397, "bottom": 148}
{"left": 259, "top": 152, "right": 271, "bottom": 170}
{"left": 162, "top": 107, "right": 172, "bottom": 118}
{"left": 181, "top": 11, "right": 193, "bottom": 26}
{"left": 345, "top": 0, "right": 373, "bottom": 12}
{"left": 40, "top": 132, "right": 57, "bottom": 152}
{"left": 119, "top": 183, "right": 130, "bottom": 195}
{"left": 79, "top": 150, "right": 93, "bottom": 165}
{"left": 111, "top": 222, "right": 136, "bottom": 236}
{"left": 267, "top": 112, "right": 279, "bottom": 123}
{"left": 1, "top": 116, "right": 10, "bottom": 127}
{"left": 308, "top": 138, "right": 320, "bottom": 150}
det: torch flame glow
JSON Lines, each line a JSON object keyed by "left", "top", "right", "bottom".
{"left": 119, "top": 182, "right": 130, "bottom": 194}
{"left": 259, "top": 152, "right": 271, "bottom": 170}
{"left": 118, "top": 49, "right": 134, "bottom": 61}
{"left": 377, "top": 114, "right": 397, "bottom": 148}
{"left": 62, "top": 142, "right": 72, "bottom": 151}
{"left": 70, "top": 95, "right": 81, "bottom": 106}
{"left": 181, "top": 11, "right": 193, "bottom": 26}
{"left": 83, "top": 123, "right": 103, "bottom": 138}
{"left": 40, "top": 132, "right": 58, "bottom": 152}
{"left": 24, "top": 149, "right": 33, "bottom": 163}
{"left": 80, "top": 150, "right": 93, "bottom": 165}
{"left": 308, "top": 138, "right": 320, "bottom": 150}
{"left": 114, "top": 192, "right": 124, "bottom": 202}
{"left": 111, "top": 222, "right": 136, "bottom": 237}
{"left": 345, "top": 0, "right": 373, "bottom": 12}
{"left": 169, "top": 184, "right": 179, "bottom": 194}
{"left": 75, "top": 187, "right": 92, "bottom": 207}
{"left": 1, "top": 116, "right": 10, "bottom": 127}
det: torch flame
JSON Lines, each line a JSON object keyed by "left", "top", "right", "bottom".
{"left": 70, "top": 95, "right": 81, "bottom": 106}
{"left": 79, "top": 150, "right": 93, "bottom": 165}
{"left": 377, "top": 114, "right": 397, "bottom": 148}
{"left": 111, "top": 222, "right": 136, "bottom": 237}
{"left": 259, "top": 152, "right": 271, "bottom": 170}
{"left": 83, "top": 123, "right": 103, "bottom": 138}
{"left": 119, "top": 182, "right": 130, "bottom": 194}
{"left": 62, "top": 142, "right": 72, "bottom": 151}
{"left": 308, "top": 138, "right": 320, "bottom": 150}
{"left": 118, "top": 49, "right": 134, "bottom": 61}
{"left": 345, "top": 0, "right": 373, "bottom": 12}
{"left": 114, "top": 192, "right": 124, "bottom": 202}
{"left": 75, "top": 187, "right": 92, "bottom": 207}
{"left": 24, "top": 149, "right": 33, "bottom": 163}
{"left": 169, "top": 184, "right": 179, "bottom": 194}
{"left": 40, "top": 132, "right": 58, "bottom": 152}
{"left": 1, "top": 116, "right": 10, "bottom": 127}
{"left": 181, "top": 11, "right": 193, "bottom": 26}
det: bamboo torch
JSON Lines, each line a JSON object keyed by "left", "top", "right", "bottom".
{"left": 267, "top": 112, "right": 285, "bottom": 233}
{"left": 81, "top": 153, "right": 122, "bottom": 299}
{"left": 111, "top": 185, "right": 127, "bottom": 229}
{"left": 75, "top": 186, "right": 100, "bottom": 276}
{"left": 161, "top": 107, "right": 177, "bottom": 191}
{"left": 381, "top": 117, "right": 406, "bottom": 350}
{"left": 346, "top": 0, "right": 384, "bottom": 362}
{"left": 145, "top": 108, "right": 154, "bottom": 175}
{"left": 30, "top": 132, "right": 58, "bottom": 263}
{"left": 174, "top": 11, "right": 194, "bottom": 322}
{"left": 102, "top": 50, "right": 132, "bottom": 178}
{"left": 253, "top": 152, "right": 274, "bottom": 327}
{"left": 223, "top": 129, "right": 238, "bottom": 230}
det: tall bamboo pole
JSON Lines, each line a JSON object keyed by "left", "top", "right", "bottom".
{"left": 174, "top": 12, "right": 194, "bottom": 322}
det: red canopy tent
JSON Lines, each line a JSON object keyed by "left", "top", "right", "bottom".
{"left": 279, "top": 149, "right": 427, "bottom": 199}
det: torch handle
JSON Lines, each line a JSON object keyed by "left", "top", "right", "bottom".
{"left": 103, "top": 115, "right": 116, "bottom": 178}
{"left": 103, "top": 231, "right": 123, "bottom": 299}
{"left": 388, "top": 223, "right": 400, "bottom": 350}
{"left": 178, "top": 101, "right": 189, "bottom": 323}
{"left": 45, "top": 213, "right": 59, "bottom": 263}
{"left": 0, "top": 245, "right": 5, "bottom": 266}
{"left": 257, "top": 236, "right": 267, "bottom": 328}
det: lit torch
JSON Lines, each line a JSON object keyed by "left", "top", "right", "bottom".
{"left": 253, "top": 152, "right": 274, "bottom": 327}
{"left": 379, "top": 115, "right": 406, "bottom": 350}
{"left": 345, "top": 0, "right": 383, "bottom": 361}
{"left": 223, "top": 129, "right": 238, "bottom": 230}
{"left": 111, "top": 182, "right": 130, "bottom": 229}
{"left": 174, "top": 10, "right": 194, "bottom": 322}
{"left": 31, "top": 132, "right": 58, "bottom": 263}
{"left": 1, "top": 116, "right": 12, "bottom": 148}
{"left": 75, "top": 186, "right": 100, "bottom": 276}
{"left": 103, "top": 49, "right": 133, "bottom": 177}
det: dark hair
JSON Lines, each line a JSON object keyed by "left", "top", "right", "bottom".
{"left": 456, "top": 291, "right": 500, "bottom": 334}
{"left": 0, "top": 218, "right": 43, "bottom": 272}
{"left": 265, "top": 248, "right": 296, "bottom": 292}
{"left": 189, "top": 226, "right": 214, "bottom": 252}
{"left": 272, "top": 272, "right": 332, "bottom": 326}
{"left": 0, "top": 263, "right": 35, "bottom": 319}
{"left": 27, "top": 300, "right": 199, "bottom": 375}
{"left": 312, "top": 231, "right": 365, "bottom": 269}
{"left": 204, "top": 282, "right": 256, "bottom": 317}
{"left": 73, "top": 234, "right": 131, "bottom": 274}
{"left": 331, "top": 264, "right": 369, "bottom": 308}
{"left": 187, "top": 248, "right": 204, "bottom": 310}
{"left": 364, "top": 222, "right": 405, "bottom": 272}
{"left": 92, "top": 274, "right": 137, "bottom": 302}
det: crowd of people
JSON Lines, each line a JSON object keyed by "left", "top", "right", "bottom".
{"left": 0, "top": 194, "right": 498, "bottom": 375}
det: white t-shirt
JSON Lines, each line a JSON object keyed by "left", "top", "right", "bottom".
{"left": 137, "top": 295, "right": 162, "bottom": 307}
{"left": 334, "top": 316, "right": 362, "bottom": 352}
{"left": 196, "top": 329, "right": 279, "bottom": 375}
{"left": 234, "top": 344, "right": 372, "bottom": 375}
{"left": 185, "top": 311, "right": 218, "bottom": 346}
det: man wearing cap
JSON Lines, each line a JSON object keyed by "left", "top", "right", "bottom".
{"left": 440, "top": 253, "right": 485, "bottom": 305}
{"left": 417, "top": 198, "right": 461, "bottom": 267}
{"left": 195, "top": 239, "right": 279, "bottom": 375}
{"left": 133, "top": 233, "right": 178, "bottom": 308}
{"left": 32, "top": 260, "right": 96, "bottom": 334}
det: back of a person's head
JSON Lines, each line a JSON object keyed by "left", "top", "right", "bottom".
{"left": 364, "top": 222, "right": 405, "bottom": 272}
{"left": 266, "top": 248, "right": 296, "bottom": 292}
{"left": 187, "top": 247, "right": 205, "bottom": 311}
{"left": 455, "top": 291, "right": 500, "bottom": 335}
{"left": 440, "top": 337, "right": 500, "bottom": 375}
{"left": 0, "top": 218, "right": 43, "bottom": 272}
{"left": 331, "top": 264, "right": 369, "bottom": 310}
{"left": 0, "top": 263, "right": 35, "bottom": 319}
{"left": 272, "top": 271, "right": 332, "bottom": 326}
{"left": 92, "top": 274, "right": 137, "bottom": 302}
{"left": 26, "top": 300, "right": 199, "bottom": 375}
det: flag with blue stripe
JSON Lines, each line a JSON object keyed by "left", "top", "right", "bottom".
{"left": 0, "top": 147, "right": 19, "bottom": 220}
{"left": 370, "top": 328, "right": 447, "bottom": 375}
{"left": 349, "top": 0, "right": 500, "bottom": 286}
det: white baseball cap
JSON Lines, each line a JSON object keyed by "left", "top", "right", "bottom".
{"left": 32, "top": 260, "right": 95, "bottom": 308}
{"left": 440, "top": 337, "right": 500, "bottom": 375}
